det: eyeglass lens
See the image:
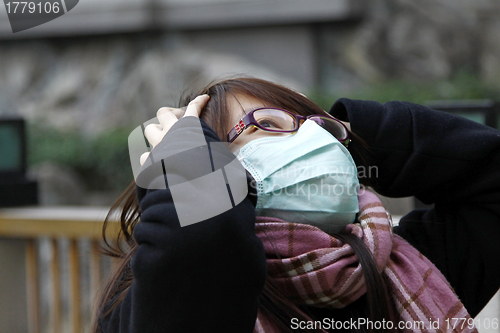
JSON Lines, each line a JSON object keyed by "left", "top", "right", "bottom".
{"left": 308, "top": 116, "right": 347, "bottom": 140}
{"left": 253, "top": 109, "right": 347, "bottom": 140}
{"left": 253, "top": 109, "right": 297, "bottom": 131}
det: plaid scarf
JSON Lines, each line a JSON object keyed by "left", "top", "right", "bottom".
{"left": 253, "top": 190, "right": 477, "bottom": 333}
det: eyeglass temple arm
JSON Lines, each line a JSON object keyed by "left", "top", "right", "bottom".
{"left": 227, "top": 117, "right": 251, "bottom": 142}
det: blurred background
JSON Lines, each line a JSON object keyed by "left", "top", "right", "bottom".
{"left": 1, "top": 0, "right": 500, "bottom": 204}
{"left": 0, "top": 0, "right": 499, "bottom": 332}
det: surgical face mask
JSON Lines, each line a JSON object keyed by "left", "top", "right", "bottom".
{"left": 235, "top": 119, "right": 360, "bottom": 233}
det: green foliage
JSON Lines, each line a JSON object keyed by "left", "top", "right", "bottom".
{"left": 28, "top": 124, "right": 134, "bottom": 191}
{"left": 87, "top": 128, "right": 134, "bottom": 190}
{"left": 310, "top": 72, "right": 498, "bottom": 110}
{"left": 28, "top": 124, "right": 86, "bottom": 168}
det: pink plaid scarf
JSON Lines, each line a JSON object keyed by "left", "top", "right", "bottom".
{"left": 253, "top": 190, "right": 477, "bottom": 333}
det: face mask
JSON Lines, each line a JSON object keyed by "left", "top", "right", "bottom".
{"left": 235, "top": 120, "right": 360, "bottom": 233}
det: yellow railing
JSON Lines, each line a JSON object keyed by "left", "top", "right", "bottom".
{"left": 0, "top": 206, "right": 120, "bottom": 333}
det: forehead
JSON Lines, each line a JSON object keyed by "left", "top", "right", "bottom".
{"left": 226, "top": 93, "right": 267, "bottom": 123}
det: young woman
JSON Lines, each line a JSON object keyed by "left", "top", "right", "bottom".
{"left": 93, "top": 78, "right": 500, "bottom": 333}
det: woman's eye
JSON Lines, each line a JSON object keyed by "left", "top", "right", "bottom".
{"left": 258, "top": 119, "right": 280, "bottom": 129}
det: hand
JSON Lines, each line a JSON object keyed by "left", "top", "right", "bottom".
{"left": 140, "top": 94, "right": 210, "bottom": 165}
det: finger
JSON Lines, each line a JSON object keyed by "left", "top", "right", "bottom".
{"left": 140, "top": 152, "right": 150, "bottom": 166}
{"left": 157, "top": 107, "right": 174, "bottom": 117}
{"left": 171, "top": 107, "right": 186, "bottom": 119}
{"left": 183, "top": 94, "right": 210, "bottom": 118}
{"left": 144, "top": 123, "right": 164, "bottom": 148}
{"left": 156, "top": 108, "right": 178, "bottom": 132}
{"left": 158, "top": 106, "right": 186, "bottom": 119}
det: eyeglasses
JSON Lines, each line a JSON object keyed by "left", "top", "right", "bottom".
{"left": 227, "top": 107, "right": 350, "bottom": 146}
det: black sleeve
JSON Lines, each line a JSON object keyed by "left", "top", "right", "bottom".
{"left": 330, "top": 98, "right": 500, "bottom": 317}
{"left": 99, "top": 117, "right": 266, "bottom": 332}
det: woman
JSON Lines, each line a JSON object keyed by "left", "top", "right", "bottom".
{"left": 93, "top": 78, "right": 500, "bottom": 333}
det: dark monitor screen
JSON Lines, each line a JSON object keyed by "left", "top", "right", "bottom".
{"left": 0, "top": 118, "right": 26, "bottom": 177}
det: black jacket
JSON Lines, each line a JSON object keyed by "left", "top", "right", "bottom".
{"left": 99, "top": 99, "right": 500, "bottom": 332}
{"left": 330, "top": 98, "right": 500, "bottom": 318}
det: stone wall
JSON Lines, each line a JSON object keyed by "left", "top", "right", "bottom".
{"left": 0, "top": 34, "right": 302, "bottom": 136}
{"left": 320, "top": 0, "right": 500, "bottom": 92}
{"left": 1, "top": 0, "right": 500, "bottom": 131}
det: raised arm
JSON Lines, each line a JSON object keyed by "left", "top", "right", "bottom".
{"left": 100, "top": 105, "right": 266, "bottom": 332}
{"left": 331, "top": 98, "right": 500, "bottom": 202}
{"left": 330, "top": 98, "right": 500, "bottom": 317}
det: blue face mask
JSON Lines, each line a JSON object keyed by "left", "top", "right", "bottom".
{"left": 235, "top": 120, "right": 360, "bottom": 233}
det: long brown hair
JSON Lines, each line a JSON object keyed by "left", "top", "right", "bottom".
{"left": 92, "top": 77, "right": 397, "bottom": 333}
